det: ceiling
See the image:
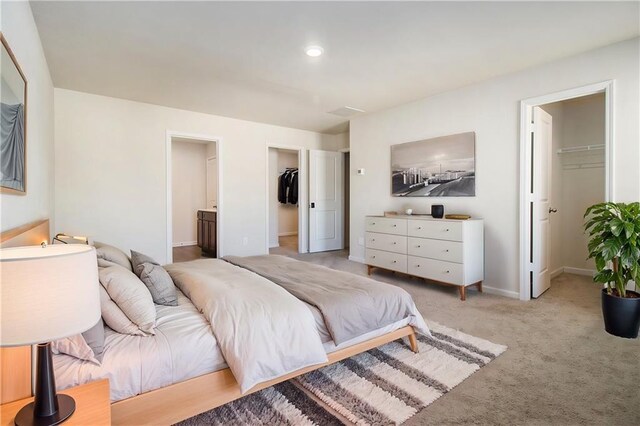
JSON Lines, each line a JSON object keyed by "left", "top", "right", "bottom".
{"left": 30, "top": 1, "right": 639, "bottom": 134}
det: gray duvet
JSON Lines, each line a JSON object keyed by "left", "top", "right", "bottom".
{"left": 224, "top": 255, "right": 429, "bottom": 345}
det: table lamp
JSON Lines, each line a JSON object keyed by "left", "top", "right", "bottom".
{"left": 0, "top": 244, "right": 100, "bottom": 426}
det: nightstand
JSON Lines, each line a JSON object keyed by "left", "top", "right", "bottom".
{"left": 1, "top": 379, "right": 110, "bottom": 426}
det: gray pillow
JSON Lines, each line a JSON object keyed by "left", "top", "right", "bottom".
{"left": 99, "top": 265, "right": 156, "bottom": 335}
{"left": 81, "top": 318, "right": 105, "bottom": 360}
{"left": 130, "top": 250, "right": 178, "bottom": 306}
{"left": 95, "top": 242, "right": 133, "bottom": 271}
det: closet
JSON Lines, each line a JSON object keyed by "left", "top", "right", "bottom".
{"left": 268, "top": 148, "right": 299, "bottom": 251}
{"left": 541, "top": 92, "right": 605, "bottom": 279}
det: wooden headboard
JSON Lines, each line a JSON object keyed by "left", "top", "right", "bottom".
{"left": 0, "top": 219, "right": 50, "bottom": 404}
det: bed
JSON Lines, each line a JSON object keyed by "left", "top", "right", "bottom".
{"left": 1, "top": 220, "right": 429, "bottom": 426}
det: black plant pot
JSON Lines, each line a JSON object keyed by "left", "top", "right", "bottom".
{"left": 601, "top": 289, "right": 640, "bottom": 338}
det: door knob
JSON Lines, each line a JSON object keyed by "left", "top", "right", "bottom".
{"left": 549, "top": 208, "right": 558, "bottom": 213}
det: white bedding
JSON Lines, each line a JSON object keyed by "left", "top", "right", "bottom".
{"left": 55, "top": 259, "right": 423, "bottom": 402}
{"left": 54, "top": 290, "right": 414, "bottom": 402}
{"left": 165, "top": 259, "right": 328, "bottom": 393}
{"left": 54, "top": 290, "right": 226, "bottom": 402}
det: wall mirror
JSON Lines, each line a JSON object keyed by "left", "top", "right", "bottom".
{"left": 1, "top": 33, "right": 27, "bottom": 194}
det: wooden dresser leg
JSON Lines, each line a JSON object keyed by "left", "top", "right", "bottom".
{"left": 367, "top": 265, "right": 373, "bottom": 276}
{"left": 458, "top": 286, "right": 466, "bottom": 301}
{"left": 476, "top": 281, "right": 483, "bottom": 293}
{"left": 408, "top": 332, "right": 419, "bottom": 353}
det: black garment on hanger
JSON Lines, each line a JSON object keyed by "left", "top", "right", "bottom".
{"left": 278, "top": 170, "right": 290, "bottom": 204}
{"left": 288, "top": 170, "right": 298, "bottom": 205}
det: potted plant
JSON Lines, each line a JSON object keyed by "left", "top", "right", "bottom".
{"left": 584, "top": 202, "right": 640, "bottom": 338}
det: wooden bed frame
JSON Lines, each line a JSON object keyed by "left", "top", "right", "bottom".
{"left": 0, "top": 219, "right": 419, "bottom": 425}
{"left": 112, "top": 325, "right": 417, "bottom": 425}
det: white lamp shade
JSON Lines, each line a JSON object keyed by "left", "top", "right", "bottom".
{"left": 0, "top": 244, "right": 101, "bottom": 346}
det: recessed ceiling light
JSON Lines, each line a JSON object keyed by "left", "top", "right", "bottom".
{"left": 305, "top": 46, "right": 324, "bottom": 57}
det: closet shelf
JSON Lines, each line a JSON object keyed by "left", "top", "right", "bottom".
{"left": 556, "top": 144, "right": 605, "bottom": 154}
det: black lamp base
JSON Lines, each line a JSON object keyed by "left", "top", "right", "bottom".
{"left": 14, "top": 395, "right": 75, "bottom": 426}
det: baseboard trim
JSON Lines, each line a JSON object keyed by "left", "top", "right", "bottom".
{"left": 563, "top": 267, "right": 596, "bottom": 277}
{"left": 173, "top": 241, "right": 197, "bottom": 247}
{"left": 551, "top": 267, "right": 565, "bottom": 279}
{"left": 278, "top": 232, "right": 298, "bottom": 237}
{"left": 482, "top": 285, "right": 519, "bottom": 299}
{"left": 348, "top": 255, "right": 365, "bottom": 264}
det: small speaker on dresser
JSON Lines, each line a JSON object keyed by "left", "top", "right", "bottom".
{"left": 431, "top": 204, "right": 444, "bottom": 219}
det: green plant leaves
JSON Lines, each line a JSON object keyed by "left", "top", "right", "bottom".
{"left": 584, "top": 202, "right": 640, "bottom": 297}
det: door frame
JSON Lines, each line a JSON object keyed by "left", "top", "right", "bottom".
{"left": 265, "top": 144, "right": 308, "bottom": 254}
{"left": 166, "top": 131, "right": 223, "bottom": 263}
{"left": 518, "top": 80, "right": 614, "bottom": 300}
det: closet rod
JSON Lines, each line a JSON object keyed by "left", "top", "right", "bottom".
{"left": 556, "top": 144, "right": 605, "bottom": 154}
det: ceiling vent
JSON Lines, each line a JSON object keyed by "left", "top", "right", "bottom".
{"left": 327, "top": 106, "right": 365, "bottom": 117}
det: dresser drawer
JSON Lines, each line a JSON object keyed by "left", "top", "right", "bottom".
{"left": 366, "top": 232, "right": 407, "bottom": 254}
{"left": 408, "top": 256, "right": 463, "bottom": 285}
{"left": 407, "top": 237, "right": 463, "bottom": 263}
{"left": 366, "top": 249, "right": 407, "bottom": 273}
{"left": 365, "top": 217, "right": 407, "bottom": 236}
{"left": 407, "top": 220, "right": 462, "bottom": 241}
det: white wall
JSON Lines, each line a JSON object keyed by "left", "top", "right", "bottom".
{"left": 0, "top": 2, "right": 54, "bottom": 233}
{"left": 349, "top": 38, "right": 639, "bottom": 297}
{"left": 172, "top": 140, "right": 207, "bottom": 246}
{"left": 54, "top": 89, "right": 333, "bottom": 263}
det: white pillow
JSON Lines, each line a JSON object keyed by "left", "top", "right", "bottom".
{"left": 51, "top": 335, "right": 100, "bottom": 365}
{"left": 99, "top": 286, "right": 150, "bottom": 336}
{"left": 99, "top": 265, "right": 156, "bottom": 335}
{"left": 95, "top": 242, "right": 133, "bottom": 271}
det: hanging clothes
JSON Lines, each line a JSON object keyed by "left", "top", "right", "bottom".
{"left": 288, "top": 170, "right": 298, "bottom": 205}
{"left": 278, "top": 170, "right": 290, "bottom": 204}
{"left": 278, "top": 168, "right": 298, "bottom": 205}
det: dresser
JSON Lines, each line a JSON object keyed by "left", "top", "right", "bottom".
{"left": 364, "top": 215, "right": 484, "bottom": 300}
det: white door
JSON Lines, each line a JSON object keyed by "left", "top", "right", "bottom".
{"left": 206, "top": 156, "right": 217, "bottom": 208}
{"left": 309, "top": 150, "right": 344, "bottom": 252}
{"left": 531, "top": 107, "right": 552, "bottom": 298}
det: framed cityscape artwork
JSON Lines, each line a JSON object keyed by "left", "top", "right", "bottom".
{"left": 391, "top": 132, "right": 475, "bottom": 197}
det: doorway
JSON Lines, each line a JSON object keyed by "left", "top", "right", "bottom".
{"left": 166, "top": 132, "right": 222, "bottom": 263}
{"left": 519, "top": 81, "right": 613, "bottom": 300}
{"left": 268, "top": 147, "right": 301, "bottom": 255}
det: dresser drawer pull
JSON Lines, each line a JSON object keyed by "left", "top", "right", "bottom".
{"left": 444, "top": 270, "right": 450, "bottom": 274}
{"left": 416, "top": 245, "right": 421, "bottom": 248}
{"left": 445, "top": 228, "right": 450, "bottom": 232}
{"left": 392, "top": 224, "right": 397, "bottom": 227}
{"left": 415, "top": 264, "right": 420, "bottom": 268}
{"left": 417, "top": 226, "right": 422, "bottom": 230}
{"left": 392, "top": 260, "right": 397, "bottom": 264}
{"left": 372, "top": 255, "right": 376, "bottom": 259}
{"left": 372, "top": 239, "right": 376, "bottom": 242}
{"left": 445, "top": 249, "right": 449, "bottom": 252}
{"left": 393, "top": 242, "right": 397, "bottom": 245}
{"left": 371, "top": 222, "right": 376, "bottom": 225}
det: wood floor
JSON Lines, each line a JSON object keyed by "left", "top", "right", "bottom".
{"left": 172, "top": 245, "right": 206, "bottom": 262}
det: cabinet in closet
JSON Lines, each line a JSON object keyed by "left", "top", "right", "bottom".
{"left": 197, "top": 210, "right": 217, "bottom": 257}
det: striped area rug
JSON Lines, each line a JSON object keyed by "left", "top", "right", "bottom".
{"left": 178, "top": 322, "right": 506, "bottom": 425}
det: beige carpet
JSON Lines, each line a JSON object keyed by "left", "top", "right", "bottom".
{"left": 277, "top": 249, "right": 639, "bottom": 425}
